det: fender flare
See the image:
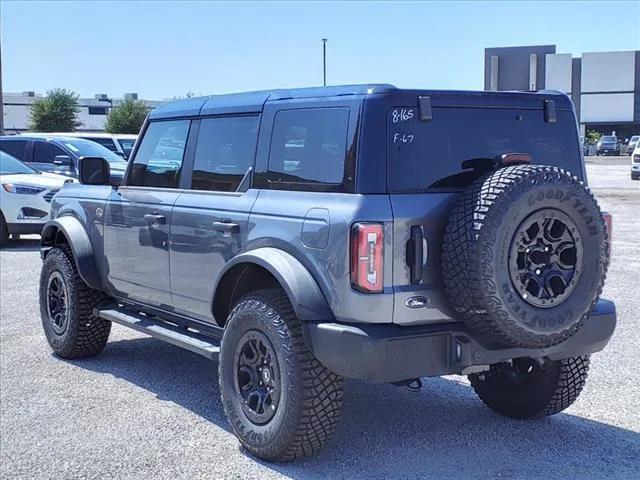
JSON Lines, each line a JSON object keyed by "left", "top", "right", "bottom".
{"left": 40, "top": 216, "right": 102, "bottom": 290}
{"left": 214, "top": 247, "right": 333, "bottom": 321}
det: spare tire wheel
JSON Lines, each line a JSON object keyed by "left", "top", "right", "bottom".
{"left": 442, "top": 165, "right": 609, "bottom": 349}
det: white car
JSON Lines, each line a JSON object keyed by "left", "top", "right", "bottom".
{"left": 632, "top": 143, "right": 640, "bottom": 181}
{"left": 24, "top": 132, "right": 138, "bottom": 159}
{"left": 0, "top": 151, "right": 74, "bottom": 245}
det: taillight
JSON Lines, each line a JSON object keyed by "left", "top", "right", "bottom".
{"left": 603, "top": 212, "right": 612, "bottom": 246}
{"left": 351, "top": 223, "right": 384, "bottom": 293}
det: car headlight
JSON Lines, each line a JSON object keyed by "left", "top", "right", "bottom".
{"left": 1, "top": 184, "right": 46, "bottom": 194}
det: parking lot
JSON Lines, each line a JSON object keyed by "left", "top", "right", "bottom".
{"left": 0, "top": 157, "right": 638, "bottom": 480}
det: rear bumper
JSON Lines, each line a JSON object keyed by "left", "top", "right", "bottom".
{"left": 304, "top": 299, "right": 616, "bottom": 383}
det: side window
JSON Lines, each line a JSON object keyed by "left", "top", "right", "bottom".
{"left": 261, "top": 107, "right": 350, "bottom": 191}
{"left": 0, "top": 140, "right": 28, "bottom": 161}
{"left": 191, "top": 116, "right": 259, "bottom": 192}
{"left": 87, "top": 137, "right": 117, "bottom": 152}
{"left": 33, "top": 142, "right": 67, "bottom": 163}
{"left": 128, "top": 120, "right": 190, "bottom": 188}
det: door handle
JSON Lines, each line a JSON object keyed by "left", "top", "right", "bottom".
{"left": 144, "top": 214, "right": 166, "bottom": 226}
{"left": 212, "top": 221, "right": 239, "bottom": 234}
{"left": 406, "top": 225, "right": 424, "bottom": 284}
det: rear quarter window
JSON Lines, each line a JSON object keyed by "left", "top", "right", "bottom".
{"left": 387, "top": 107, "right": 581, "bottom": 192}
{"left": 255, "top": 107, "right": 352, "bottom": 192}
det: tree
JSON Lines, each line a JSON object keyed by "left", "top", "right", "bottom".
{"left": 29, "top": 89, "right": 81, "bottom": 132}
{"left": 105, "top": 99, "right": 149, "bottom": 134}
{"left": 586, "top": 130, "right": 602, "bottom": 144}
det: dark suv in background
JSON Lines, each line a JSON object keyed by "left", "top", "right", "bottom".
{"left": 37, "top": 85, "right": 615, "bottom": 462}
{"left": 596, "top": 135, "right": 620, "bottom": 155}
{"left": 0, "top": 135, "right": 128, "bottom": 183}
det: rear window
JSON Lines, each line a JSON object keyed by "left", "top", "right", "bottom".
{"left": 117, "top": 138, "right": 136, "bottom": 156}
{"left": 191, "top": 116, "right": 259, "bottom": 192}
{"left": 600, "top": 136, "right": 616, "bottom": 143}
{"left": 388, "top": 107, "right": 581, "bottom": 192}
{"left": 86, "top": 137, "right": 117, "bottom": 151}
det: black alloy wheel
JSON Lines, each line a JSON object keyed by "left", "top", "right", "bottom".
{"left": 234, "top": 330, "right": 281, "bottom": 425}
{"left": 509, "top": 209, "right": 582, "bottom": 308}
{"left": 47, "top": 271, "right": 70, "bottom": 335}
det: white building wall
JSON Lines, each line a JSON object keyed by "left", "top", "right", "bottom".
{"left": 545, "top": 53, "right": 572, "bottom": 93}
{"left": 581, "top": 51, "right": 636, "bottom": 93}
{"left": 581, "top": 93, "right": 635, "bottom": 122}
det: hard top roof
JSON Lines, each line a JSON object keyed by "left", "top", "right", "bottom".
{"left": 149, "top": 84, "right": 396, "bottom": 119}
{"left": 148, "top": 84, "right": 574, "bottom": 119}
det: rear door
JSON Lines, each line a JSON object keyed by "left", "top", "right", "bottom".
{"left": 0, "top": 138, "right": 30, "bottom": 162}
{"left": 384, "top": 96, "right": 583, "bottom": 325}
{"left": 103, "top": 119, "right": 191, "bottom": 306}
{"left": 169, "top": 115, "right": 260, "bottom": 322}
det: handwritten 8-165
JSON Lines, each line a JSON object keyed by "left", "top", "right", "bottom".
{"left": 391, "top": 108, "right": 414, "bottom": 123}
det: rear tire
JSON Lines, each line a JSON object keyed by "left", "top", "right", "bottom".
{"left": 469, "top": 356, "right": 590, "bottom": 419}
{"left": 219, "top": 289, "right": 344, "bottom": 461}
{"left": 39, "top": 245, "right": 112, "bottom": 358}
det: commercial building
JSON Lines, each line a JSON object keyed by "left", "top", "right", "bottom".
{"left": 1, "top": 92, "right": 164, "bottom": 133}
{"left": 484, "top": 45, "right": 640, "bottom": 140}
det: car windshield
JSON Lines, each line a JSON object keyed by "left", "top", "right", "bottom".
{"left": 117, "top": 138, "right": 136, "bottom": 156}
{"left": 630, "top": 136, "right": 639, "bottom": 142}
{"left": 601, "top": 136, "right": 616, "bottom": 143}
{"left": 0, "top": 151, "right": 37, "bottom": 175}
{"left": 60, "top": 138, "right": 127, "bottom": 165}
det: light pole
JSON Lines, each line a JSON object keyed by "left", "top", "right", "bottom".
{"left": 322, "top": 38, "right": 327, "bottom": 87}
{"left": 0, "top": 37, "right": 4, "bottom": 136}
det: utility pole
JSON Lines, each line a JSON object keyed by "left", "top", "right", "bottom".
{"left": 0, "top": 37, "right": 4, "bottom": 136}
{"left": 322, "top": 38, "right": 327, "bottom": 87}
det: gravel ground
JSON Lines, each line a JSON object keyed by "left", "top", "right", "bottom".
{"left": 1, "top": 162, "right": 639, "bottom": 479}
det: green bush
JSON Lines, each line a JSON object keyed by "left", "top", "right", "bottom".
{"left": 29, "top": 89, "right": 81, "bottom": 132}
{"left": 105, "top": 99, "right": 149, "bottom": 134}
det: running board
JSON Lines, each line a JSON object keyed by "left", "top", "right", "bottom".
{"left": 96, "top": 308, "right": 220, "bottom": 360}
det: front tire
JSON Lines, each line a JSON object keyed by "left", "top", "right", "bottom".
{"left": 39, "top": 245, "right": 112, "bottom": 358}
{"left": 469, "top": 356, "right": 590, "bottom": 419}
{"left": 0, "top": 211, "right": 8, "bottom": 246}
{"left": 219, "top": 289, "right": 344, "bottom": 461}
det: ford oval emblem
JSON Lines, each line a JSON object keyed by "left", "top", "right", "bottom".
{"left": 405, "top": 296, "right": 430, "bottom": 309}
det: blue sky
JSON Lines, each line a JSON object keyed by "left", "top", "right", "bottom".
{"left": 2, "top": 1, "right": 639, "bottom": 99}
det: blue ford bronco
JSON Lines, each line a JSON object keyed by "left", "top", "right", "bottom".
{"left": 39, "top": 85, "right": 615, "bottom": 461}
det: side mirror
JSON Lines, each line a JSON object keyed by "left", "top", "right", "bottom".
{"left": 78, "top": 157, "right": 111, "bottom": 185}
{"left": 53, "top": 155, "right": 72, "bottom": 166}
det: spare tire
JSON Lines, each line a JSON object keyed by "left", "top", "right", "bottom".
{"left": 442, "top": 164, "right": 609, "bottom": 349}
